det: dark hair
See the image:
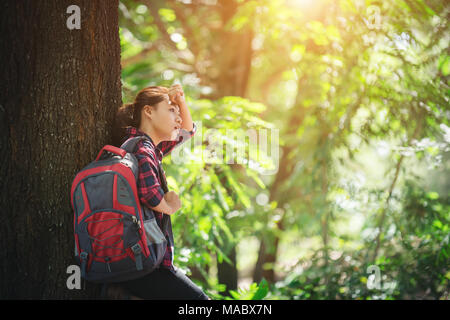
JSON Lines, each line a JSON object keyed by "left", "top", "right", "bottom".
{"left": 113, "top": 86, "right": 170, "bottom": 146}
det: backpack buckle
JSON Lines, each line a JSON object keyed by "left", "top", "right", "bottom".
{"left": 131, "top": 243, "right": 142, "bottom": 254}
{"left": 80, "top": 252, "right": 88, "bottom": 278}
{"left": 131, "top": 243, "right": 143, "bottom": 271}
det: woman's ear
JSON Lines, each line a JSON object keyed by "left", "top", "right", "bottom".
{"left": 143, "top": 105, "right": 152, "bottom": 120}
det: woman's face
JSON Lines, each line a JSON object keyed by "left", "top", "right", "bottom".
{"left": 150, "top": 95, "right": 182, "bottom": 141}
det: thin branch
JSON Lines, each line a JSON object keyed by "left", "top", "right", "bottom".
{"left": 143, "top": 0, "right": 178, "bottom": 52}
{"left": 121, "top": 43, "right": 160, "bottom": 68}
{"left": 371, "top": 111, "right": 424, "bottom": 262}
{"left": 142, "top": 0, "right": 195, "bottom": 64}
{"left": 167, "top": 1, "right": 201, "bottom": 57}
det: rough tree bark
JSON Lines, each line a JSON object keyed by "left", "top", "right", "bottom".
{"left": 0, "top": 0, "right": 121, "bottom": 299}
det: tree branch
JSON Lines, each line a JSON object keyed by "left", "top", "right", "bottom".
{"left": 121, "top": 42, "right": 160, "bottom": 68}
{"left": 166, "top": 1, "right": 201, "bottom": 57}
{"left": 371, "top": 109, "right": 425, "bottom": 262}
{"left": 141, "top": 0, "right": 195, "bottom": 64}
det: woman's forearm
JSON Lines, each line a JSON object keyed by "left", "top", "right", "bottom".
{"left": 149, "top": 191, "right": 182, "bottom": 215}
{"left": 150, "top": 198, "right": 176, "bottom": 215}
{"left": 169, "top": 85, "right": 193, "bottom": 131}
{"left": 178, "top": 101, "right": 194, "bottom": 132}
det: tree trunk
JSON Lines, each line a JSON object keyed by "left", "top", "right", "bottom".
{"left": 214, "top": 166, "right": 241, "bottom": 295}
{"left": 209, "top": 0, "right": 253, "bottom": 99}
{"left": 0, "top": 0, "right": 121, "bottom": 299}
{"left": 251, "top": 0, "right": 329, "bottom": 282}
{"left": 217, "top": 246, "right": 238, "bottom": 294}
{"left": 252, "top": 74, "right": 309, "bottom": 284}
{"left": 212, "top": 0, "right": 253, "bottom": 295}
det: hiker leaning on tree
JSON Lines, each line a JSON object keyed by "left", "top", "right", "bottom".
{"left": 108, "top": 84, "right": 209, "bottom": 300}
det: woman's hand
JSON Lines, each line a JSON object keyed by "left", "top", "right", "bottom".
{"left": 163, "top": 191, "right": 182, "bottom": 214}
{"left": 168, "top": 83, "right": 194, "bottom": 132}
{"left": 150, "top": 191, "right": 182, "bottom": 215}
{"left": 168, "top": 84, "right": 185, "bottom": 107}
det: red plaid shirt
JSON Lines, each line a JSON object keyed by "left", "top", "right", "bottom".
{"left": 124, "top": 123, "right": 197, "bottom": 271}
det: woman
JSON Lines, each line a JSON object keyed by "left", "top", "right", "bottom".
{"left": 108, "top": 84, "right": 209, "bottom": 300}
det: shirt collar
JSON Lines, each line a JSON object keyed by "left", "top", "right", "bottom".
{"left": 125, "top": 126, "right": 164, "bottom": 160}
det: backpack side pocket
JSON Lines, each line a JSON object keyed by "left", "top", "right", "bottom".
{"left": 143, "top": 218, "right": 166, "bottom": 244}
{"left": 143, "top": 217, "right": 167, "bottom": 268}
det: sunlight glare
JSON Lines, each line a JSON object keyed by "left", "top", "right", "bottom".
{"left": 287, "top": 0, "right": 316, "bottom": 9}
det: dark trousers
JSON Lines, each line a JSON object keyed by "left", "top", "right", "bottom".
{"left": 120, "top": 267, "right": 210, "bottom": 300}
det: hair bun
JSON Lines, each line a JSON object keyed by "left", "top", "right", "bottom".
{"left": 125, "top": 102, "right": 135, "bottom": 110}
{"left": 127, "top": 102, "right": 135, "bottom": 118}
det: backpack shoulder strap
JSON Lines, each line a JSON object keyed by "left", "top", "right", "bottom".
{"left": 122, "top": 135, "right": 171, "bottom": 231}
{"left": 120, "top": 135, "right": 169, "bottom": 193}
{"left": 120, "top": 136, "right": 147, "bottom": 154}
{"left": 156, "top": 162, "right": 169, "bottom": 194}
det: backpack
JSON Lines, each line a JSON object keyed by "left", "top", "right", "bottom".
{"left": 70, "top": 136, "right": 170, "bottom": 283}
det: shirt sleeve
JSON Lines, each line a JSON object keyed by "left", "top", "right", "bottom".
{"left": 135, "top": 153, "right": 165, "bottom": 208}
{"left": 159, "top": 122, "right": 197, "bottom": 157}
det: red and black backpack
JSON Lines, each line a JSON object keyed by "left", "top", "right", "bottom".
{"left": 70, "top": 136, "right": 169, "bottom": 283}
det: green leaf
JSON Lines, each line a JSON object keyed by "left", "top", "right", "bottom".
{"left": 215, "top": 246, "right": 233, "bottom": 265}
{"left": 224, "top": 167, "right": 252, "bottom": 209}
{"left": 228, "top": 289, "right": 241, "bottom": 299}
{"left": 158, "top": 8, "right": 176, "bottom": 22}
{"left": 252, "top": 279, "right": 269, "bottom": 300}
{"left": 438, "top": 55, "right": 450, "bottom": 76}
{"left": 426, "top": 191, "right": 439, "bottom": 200}
{"left": 246, "top": 168, "right": 266, "bottom": 189}
{"left": 198, "top": 216, "right": 212, "bottom": 234}
{"left": 210, "top": 173, "right": 231, "bottom": 211}
{"left": 433, "top": 220, "right": 443, "bottom": 229}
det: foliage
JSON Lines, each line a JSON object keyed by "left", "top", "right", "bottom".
{"left": 118, "top": 0, "right": 449, "bottom": 300}
{"left": 208, "top": 279, "right": 270, "bottom": 300}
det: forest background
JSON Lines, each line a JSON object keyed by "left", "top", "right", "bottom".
{"left": 0, "top": 0, "right": 448, "bottom": 300}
